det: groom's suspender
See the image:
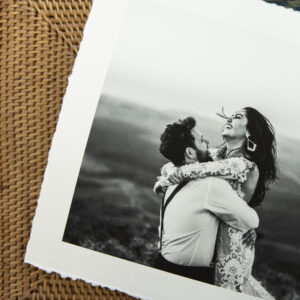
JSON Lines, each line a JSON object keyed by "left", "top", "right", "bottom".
{"left": 159, "top": 181, "right": 188, "bottom": 252}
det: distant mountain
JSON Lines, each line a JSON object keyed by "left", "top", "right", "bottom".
{"left": 97, "top": 94, "right": 229, "bottom": 147}
{"left": 98, "top": 94, "right": 300, "bottom": 187}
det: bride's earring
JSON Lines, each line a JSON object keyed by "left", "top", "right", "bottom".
{"left": 246, "top": 131, "right": 257, "bottom": 152}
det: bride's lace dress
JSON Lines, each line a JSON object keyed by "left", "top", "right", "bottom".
{"left": 158, "top": 149, "right": 275, "bottom": 300}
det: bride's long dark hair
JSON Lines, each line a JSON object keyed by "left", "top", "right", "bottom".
{"left": 244, "top": 107, "right": 278, "bottom": 207}
{"left": 218, "top": 107, "right": 278, "bottom": 207}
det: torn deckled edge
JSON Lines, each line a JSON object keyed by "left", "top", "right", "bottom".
{"left": 23, "top": 0, "right": 300, "bottom": 299}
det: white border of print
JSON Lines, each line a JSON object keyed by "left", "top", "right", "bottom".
{"left": 24, "top": 0, "right": 300, "bottom": 299}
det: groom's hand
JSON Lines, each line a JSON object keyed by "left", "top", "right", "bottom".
{"left": 242, "top": 229, "right": 256, "bottom": 250}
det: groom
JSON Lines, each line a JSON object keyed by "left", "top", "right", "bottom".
{"left": 153, "top": 117, "right": 258, "bottom": 284}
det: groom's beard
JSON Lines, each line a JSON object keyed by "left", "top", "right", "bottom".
{"left": 196, "top": 149, "right": 211, "bottom": 163}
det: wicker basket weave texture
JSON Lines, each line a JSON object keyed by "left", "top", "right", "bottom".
{"left": 1, "top": 0, "right": 134, "bottom": 299}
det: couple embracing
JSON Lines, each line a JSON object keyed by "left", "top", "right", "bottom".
{"left": 153, "top": 107, "right": 277, "bottom": 299}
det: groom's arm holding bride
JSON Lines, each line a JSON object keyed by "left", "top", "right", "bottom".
{"left": 154, "top": 154, "right": 258, "bottom": 247}
{"left": 201, "top": 177, "right": 259, "bottom": 231}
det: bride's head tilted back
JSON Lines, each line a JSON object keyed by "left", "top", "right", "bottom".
{"left": 220, "top": 107, "right": 278, "bottom": 207}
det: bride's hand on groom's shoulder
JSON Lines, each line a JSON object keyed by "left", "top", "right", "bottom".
{"left": 153, "top": 162, "right": 180, "bottom": 196}
{"left": 161, "top": 162, "right": 176, "bottom": 176}
{"left": 161, "top": 162, "right": 181, "bottom": 184}
{"left": 242, "top": 229, "right": 257, "bottom": 250}
{"left": 153, "top": 179, "right": 168, "bottom": 196}
{"left": 167, "top": 170, "right": 181, "bottom": 185}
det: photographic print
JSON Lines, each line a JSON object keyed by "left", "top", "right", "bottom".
{"left": 25, "top": 0, "right": 300, "bottom": 299}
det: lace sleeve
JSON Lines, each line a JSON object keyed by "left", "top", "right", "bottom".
{"left": 161, "top": 162, "right": 177, "bottom": 178}
{"left": 152, "top": 162, "right": 175, "bottom": 192}
{"left": 178, "top": 157, "right": 257, "bottom": 184}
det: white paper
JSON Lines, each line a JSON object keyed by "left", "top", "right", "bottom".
{"left": 25, "top": 0, "right": 300, "bottom": 299}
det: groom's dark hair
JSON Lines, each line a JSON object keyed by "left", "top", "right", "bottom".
{"left": 159, "top": 117, "right": 197, "bottom": 166}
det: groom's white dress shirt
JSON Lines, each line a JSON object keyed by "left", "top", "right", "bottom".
{"left": 160, "top": 177, "right": 259, "bottom": 267}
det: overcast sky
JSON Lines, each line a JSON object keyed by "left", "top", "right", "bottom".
{"left": 102, "top": 0, "right": 300, "bottom": 140}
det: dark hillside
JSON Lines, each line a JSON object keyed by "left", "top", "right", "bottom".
{"left": 64, "top": 95, "right": 300, "bottom": 299}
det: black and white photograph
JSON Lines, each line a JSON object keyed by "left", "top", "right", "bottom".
{"left": 60, "top": 0, "right": 300, "bottom": 299}
{"left": 24, "top": 0, "right": 300, "bottom": 299}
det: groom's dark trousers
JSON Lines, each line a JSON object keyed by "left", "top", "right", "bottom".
{"left": 153, "top": 253, "right": 214, "bottom": 284}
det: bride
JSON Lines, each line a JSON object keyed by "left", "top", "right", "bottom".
{"left": 155, "top": 107, "right": 277, "bottom": 299}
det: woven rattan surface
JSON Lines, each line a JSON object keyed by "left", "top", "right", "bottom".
{"left": 1, "top": 1, "right": 134, "bottom": 299}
